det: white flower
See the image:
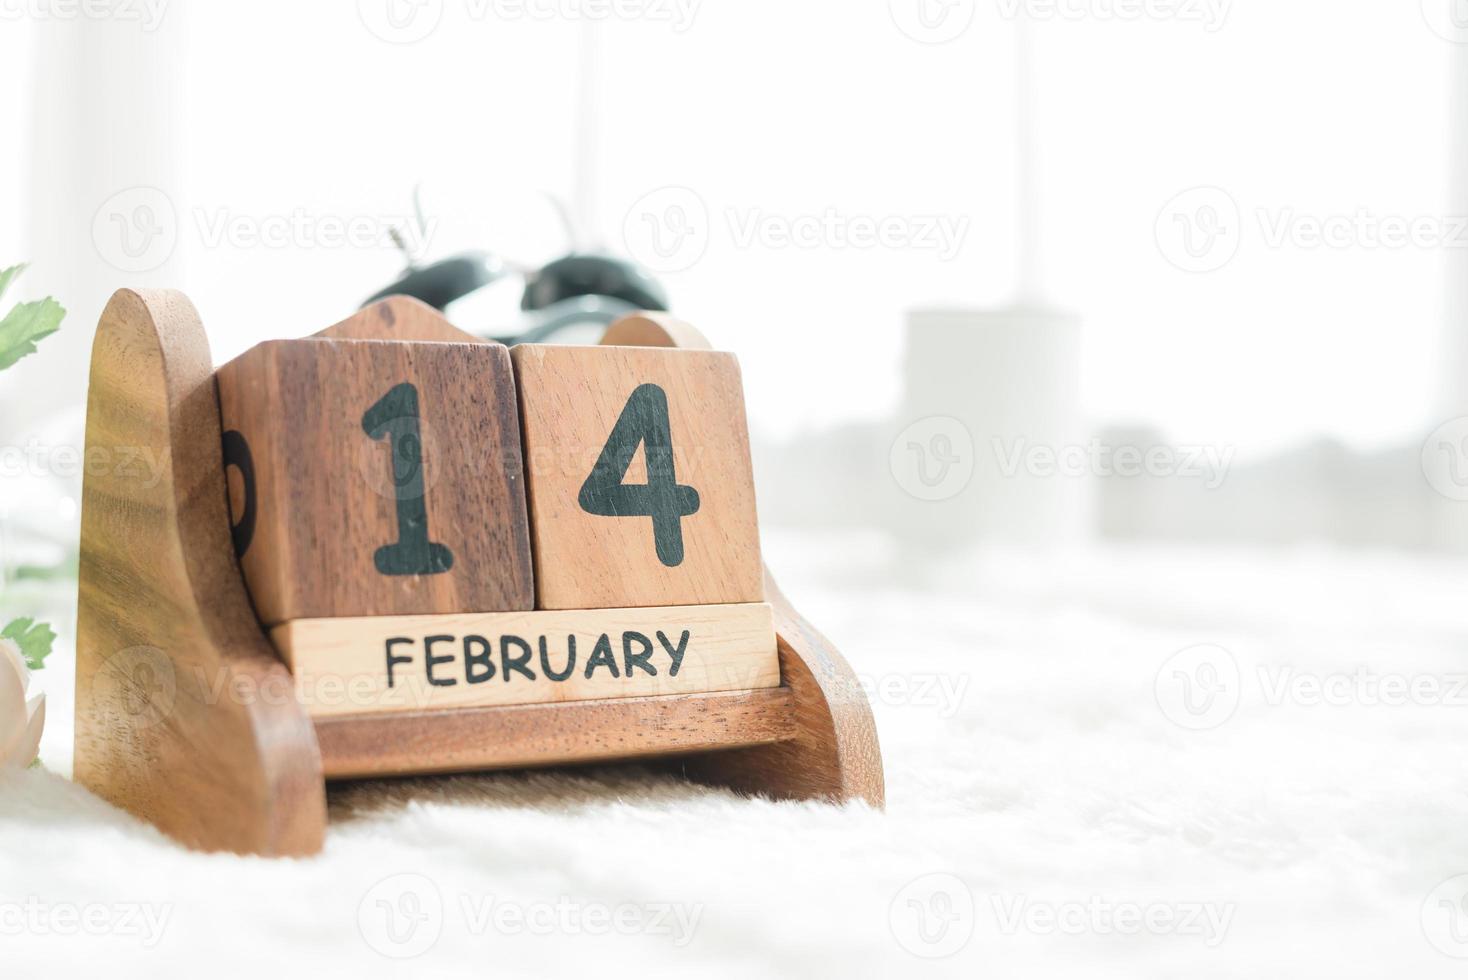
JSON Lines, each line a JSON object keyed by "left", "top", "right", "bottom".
{"left": 0, "top": 636, "right": 44, "bottom": 769}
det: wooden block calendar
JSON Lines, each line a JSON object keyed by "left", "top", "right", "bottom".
{"left": 73, "top": 294, "right": 883, "bottom": 856}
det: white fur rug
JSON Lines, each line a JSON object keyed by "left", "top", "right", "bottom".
{"left": 4, "top": 532, "right": 1468, "bottom": 978}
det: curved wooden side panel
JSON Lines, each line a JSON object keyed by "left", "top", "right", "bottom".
{"left": 677, "top": 570, "right": 885, "bottom": 806}
{"left": 75, "top": 289, "right": 327, "bottom": 855}
{"left": 601, "top": 312, "right": 886, "bottom": 807}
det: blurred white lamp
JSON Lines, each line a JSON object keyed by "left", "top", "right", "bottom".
{"left": 890, "top": 14, "right": 1087, "bottom": 550}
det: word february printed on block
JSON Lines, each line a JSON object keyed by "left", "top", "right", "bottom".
{"left": 272, "top": 602, "right": 779, "bottom": 718}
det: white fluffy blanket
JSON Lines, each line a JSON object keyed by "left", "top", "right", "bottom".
{"left": 4, "top": 533, "right": 1467, "bottom": 978}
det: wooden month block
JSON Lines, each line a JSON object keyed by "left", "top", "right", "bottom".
{"left": 216, "top": 337, "right": 534, "bottom": 625}
{"left": 272, "top": 603, "right": 778, "bottom": 719}
{"left": 511, "top": 344, "right": 763, "bottom": 610}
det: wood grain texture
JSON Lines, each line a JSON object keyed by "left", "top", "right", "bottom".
{"left": 597, "top": 313, "right": 886, "bottom": 808}
{"left": 74, "top": 288, "right": 327, "bottom": 855}
{"left": 512, "top": 343, "right": 763, "bottom": 609}
{"left": 317, "top": 295, "right": 485, "bottom": 344}
{"left": 273, "top": 603, "right": 778, "bottom": 718}
{"left": 315, "top": 686, "right": 797, "bottom": 779}
{"left": 216, "top": 337, "right": 533, "bottom": 624}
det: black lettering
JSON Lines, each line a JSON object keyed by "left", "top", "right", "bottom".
{"left": 622, "top": 631, "right": 656, "bottom": 676}
{"left": 540, "top": 635, "right": 577, "bottom": 682}
{"left": 385, "top": 636, "right": 414, "bottom": 688}
{"left": 221, "top": 429, "right": 256, "bottom": 556}
{"left": 656, "top": 629, "right": 691, "bottom": 676}
{"left": 424, "top": 634, "right": 456, "bottom": 686}
{"left": 464, "top": 635, "right": 494, "bottom": 683}
{"left": 584, "top": 634, "right": 620, "bottom": 679}
{"left": 362, "top": 381, "right": 454, "bottom": 576}
{"left": 577, "top": 384, "right": 700, "bottom": 567}
{"left": 500, "top": 635, "right": 536, "bottom": 681}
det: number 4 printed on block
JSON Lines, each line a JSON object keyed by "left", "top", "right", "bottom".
{"left": 512, "top": 343, "right": 762, "bottom": 610}
{"left": 578, "top": 384, "right": 701, "bottom": 567}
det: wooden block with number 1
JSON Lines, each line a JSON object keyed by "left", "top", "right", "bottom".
{"left": 512, "top": 343, "right": 764, "bottom": 610}
{"left": 216, "top": 336, "right": 534, "bottom": 625}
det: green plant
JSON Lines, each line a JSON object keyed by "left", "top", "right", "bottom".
{"left": 0, "top": 263, "right": 62, "bottom": 674}
{"left": 2, "top": 618, "right": 54, "bottom": 671}
{"left": 0, "top": 264, "right": 64, "bottom": 371}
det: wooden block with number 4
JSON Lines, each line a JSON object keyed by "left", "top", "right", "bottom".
{"left": 216, "top": 337, "right": 534, "bottom": 625}
{"left": 512, "top": 343, "right": 763, "bottom": 610}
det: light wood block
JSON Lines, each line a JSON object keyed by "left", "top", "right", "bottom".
{"left": 216, "top": 337, "right": 533, "bottom": 625}
{"left": 512, "top": 343, "right": 763, "bottom": 610}
{"left": 271, "top": 603, "right": 778, "bottom": 718}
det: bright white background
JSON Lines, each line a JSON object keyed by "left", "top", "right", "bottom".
{"left": 0, "top": 1, "right": 1454, "bottom": 457}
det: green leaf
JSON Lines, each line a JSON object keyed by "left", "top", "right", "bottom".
{"left": 2, "top": 618, "right": 56, "bottom": 671}
{"left": 0, "top": 263, "right": 64, "bottom": 370}
{"left": 0, "top": 296, "right": 64, "bottom": 372}
{"left": 14, "top": 555, "right": 79, "bottom": 582}
{"left": 0, "top": 264, "right": 24, "bottom": 306}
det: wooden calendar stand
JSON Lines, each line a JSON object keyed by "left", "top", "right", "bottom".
{"left": 73, "top": 290, "right": 884, "bottom": 856}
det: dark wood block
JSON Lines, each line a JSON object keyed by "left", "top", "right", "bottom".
{"left": 216, "top": 337, "right": 533, "bottom": 624}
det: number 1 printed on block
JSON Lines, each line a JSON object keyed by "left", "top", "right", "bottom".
{"left": 362, "top": 381, "right": 455, "bottom": 577}
{"left": 215, "top": 337, "right": 533, "bottom": 624}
